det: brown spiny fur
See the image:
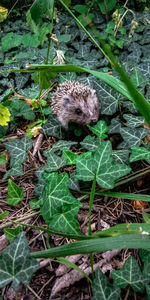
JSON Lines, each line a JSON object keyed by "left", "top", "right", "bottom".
{"left": 51, "top": 81, "right": 100, "bottom": 129}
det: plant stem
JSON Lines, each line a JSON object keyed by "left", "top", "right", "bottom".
{"left": 88, "top": 173, "right": 97, "bottom": 279}
{"left": 59, "top": 0, "right": 111, "bottom": 64}
{"left": 0, "top": 212, "right": 40, "bottom": 230}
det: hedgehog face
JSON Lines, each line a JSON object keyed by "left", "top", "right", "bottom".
{"left": 62, "top": 89, "right": 99, "bottom": 126}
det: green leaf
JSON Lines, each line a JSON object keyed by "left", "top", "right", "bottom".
{"left": 131, "top": 67, "right": 148, "bottom": 88}
{"left": 42, "top": 115, "right": 65, "bottom": 139}
{"left": 130, "top": 146, "right": 150, "bottom": 164}
{"left": 6, "top": 179, "right": 24, "bottom": 206}
{"left": 73, "top": 5, "right": 89, "bottom": 14}
{"left": 91, "top": 269, "right": 120, "bottom": 300}
{"left": 1, "top": 32, "right": 22, "bottom": 52}
{"left": 76, "top": 141, "right": 131, "bottom": 188}
{"left": 30, "top": 234, "right": 150, "bottom": 259}
{"left": 40, "top": 173, "right": 82, "bottom": 235}
{"left": 62, "top": 150, "right": 92, "bottom": 165}
{"left": 0, "top": 211, "right": 9, "bottom": 220}
{"left": 29, "top": 0, "right": 52, "bottom": 25}
{"left": 112, "top": 150, "right": 130, "bottom": 164}
{"left": 44, "top": 151, "right": 67, "bottom": 172}
{"left": 97, "top": 0, "right": 117, "bottom": 13}
{"left": 3, "top": 137, "right": 32, "bottom": 179}
{"left": 0, "top": 154, "right": 6, "bottom": 165}
{"left": 49, "top": 140, "right": 77, "bottom": 152}
{"left": 80, "top": 135, "right": 102, "bottom": 152}
{"left": 120, "top": 127, "right": 148, "bottom": 147}
{"left": 87, "top": 120, "right": 108, "bottom": 138}
{"left": 111, "top": 256, "right": 150, "bottom": 293}
{"left": 4, "top": 226, "right": 22, "bottom": 242}
{"left": 22, "top": 33, "right": 40, "bottom": 47}
{"left": 123, "top": 114, "right": 144, "bottom": 128}
{"left": 57, "top": 34, "right": 71, "bottom": 43}
{"left": 57, "top": 257, "right": 91, "bottom": 283}
{"left": 0, "top": 232, "right": 39, "bottom": 291}
{"left": 10, "top": 100, "right": 35, "bottom": 120}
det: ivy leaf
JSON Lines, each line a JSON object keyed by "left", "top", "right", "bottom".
{"left": 4, "top": 226, "right": 22, "bottom": 242}
{"left": 48, "top": 140, "right": 77, "bottom": 153}
{"left": 0, "top": 232, "right": 39, "bottom": 291}
{"left": 112, "top": 150, "right": 130, "bottom": 164}
{"left": 10, "top": 100, "right": 35, "bottom": 120}
{"left": 44, "top": 151, "right": 67, "bottom": 172}
{"left": 123, "top": 114, "right": 144, "bottom": 128}
{"left": 6, "top": 179, "right": 24, "bottom": 206}
{"left": 108, "top": 118, "right": 122, "bottom": 134}
{"left": 0, "top": 154, "right": 6, "bottom": 165}
{"left": 3, "top": 137, "right": 32, "bottom": 179}
{"left": 131, "top": 67, "right": 148, "bottom": 88}
{"left": 0, "top": 211, "right": 9, "bottom": 220}
{"left": 80, "top": 135, "right": 102, "bottom": 152}
{"left": 40, "top": 173, "right": 82, "bottom": 235}
{"left": 120, "top": 127, "right": 148, "bottom": 147}
{"left": 87, "top": 120, "right": 108, "bottom": 138}
{"left": 111, "top": 256, "right": 150, "bottom": 293}
{"left": 130, "top": 146, "right": 150, "bottom": 164}
{"left": 69, "top": 173, "right": 80, "bottom": 191}
{"left": 0, "top": 104, "right": 10, "bottom": 126}
{"left": 94, "top": 81, "right": 119, "bottom": 115}
{"left": 91, "top": 268, "right": 120, "bottom": 300}
{"left": 76, "top": 141, "right": 131, "bottom": 189}
{"left": 62, "top": 150, "right": 92, "bottom": 165}
{"left": 42, "top": 114, "right": 65, "bottom": 139}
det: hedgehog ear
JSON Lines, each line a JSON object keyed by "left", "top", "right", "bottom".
{"left": 63, "top": 95, "right": 73, "bottom": 106}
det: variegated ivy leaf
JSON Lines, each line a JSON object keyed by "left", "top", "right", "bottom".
{"left": 108, "top": 118, "right": 122, "bottom": 134}
{"left": 44, "top": 152, "right": 67, "bottom": 172}
{"left": 80, "top": 135, "right": 102, "bottom": 152}
{"left": 96, "top": 161, "right": 131, "bottom": 189}
{"left": 69, "top": 173, "right": 80, "bottom": 191}
{"left": 42, "top": 114, "right": 65, "bottom": 139}
{"left": 94, "top": 82, "right": 120, "bottom": 115}
{"left": 87, "top": 120, "right": 108, "bottom": 138}
{"left": 120, "top": 127, "right": 148, "bottom": 148}
{"left": 0, "top": 232, "right": 39, "bottom": 291}
{"left": 40, "top": 173, "right": 82, "bottom": 235}
{"left": 131, "top": 67, "right": 148, "bottom": 88}
{"left": 130, "top": 146, "right": 150, "bottom": 164}
{"left": 3, "top": 137, "right": 32, "bottom": 179}
{"left": 112, "top": 150, "right": 130, "bottom": 164}
{"left": 46, "top": 140, "right": 77, "bottom": 153}
{"left": 123, "top": 114, "right": 144, "bottom": 128}
{"left": 62, "top": 150, "right": 92, "bottom": 165}
{"left": 111, "top": 256, "right": 150, "bottom": 293}
{"left": 76, "top": 141, "right": 131, "bottom": 189}
{"left": 91, "top": 269, "right": 120, "bottom": 300}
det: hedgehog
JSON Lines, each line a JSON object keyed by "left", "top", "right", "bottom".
{"left": 51, "top": 80, "right": 100, "bottom": 129}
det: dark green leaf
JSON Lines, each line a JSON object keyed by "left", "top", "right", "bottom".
{"left": 0, "top": 232, "right": 39, "bottom": 291}
{"left": 91, "top": 268, "right": 120, "bottom": 300}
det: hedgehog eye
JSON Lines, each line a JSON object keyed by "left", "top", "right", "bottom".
{"left": 75, "top": 108, "right": 82, "bottom": 115}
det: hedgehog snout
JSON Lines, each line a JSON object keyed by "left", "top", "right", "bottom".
{"left": 90, "top": 119, "right": 97, "bottom": 125}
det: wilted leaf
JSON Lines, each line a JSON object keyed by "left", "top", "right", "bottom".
{"left": 0, "top": 104, "right": 11, "bottom": 126}
{"left": 0, "top": 6, "right": 8, "bottom": 23}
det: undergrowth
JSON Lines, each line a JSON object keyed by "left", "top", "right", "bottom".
{"left": 0, "top": 0, "right": 150, "bottom": 299}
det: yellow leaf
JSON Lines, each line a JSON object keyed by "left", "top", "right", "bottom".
{"left": 0, "top": 104, "right": 11, "bottom": 126}
{"left": 0, "top": 6, "right": 8, "bottom": 23}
